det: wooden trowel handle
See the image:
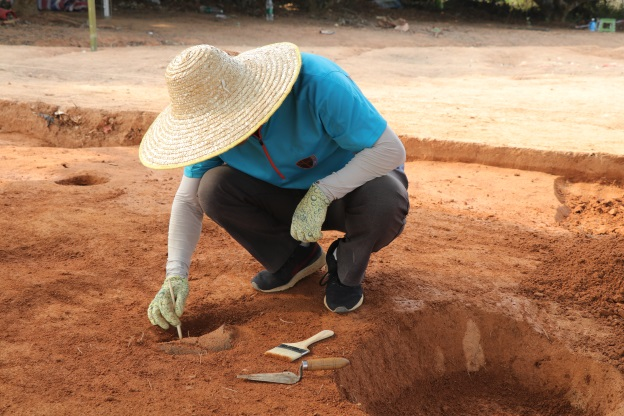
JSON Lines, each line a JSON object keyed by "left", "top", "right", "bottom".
{"left": 298, "top": 329, "right": 334, "bottom": 348}
{"left": 303, "top": 357, "right": 350, "bottom": 371}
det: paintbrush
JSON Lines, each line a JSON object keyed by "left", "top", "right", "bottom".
{"left": 264, "top": 330, "right": 334, "bottom": 362}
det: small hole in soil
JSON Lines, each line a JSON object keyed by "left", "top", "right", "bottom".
{"left": 337, "top": 304, "right": 623, "bottom": 415}
{"left": 55, "top": 174, "right": 109, "bottom": 186}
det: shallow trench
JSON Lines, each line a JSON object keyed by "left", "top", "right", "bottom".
{"left": 336, "top": 303, "right": 624, "bottom": 416}
{"left": 3, "top": 99, "right": 624, "bottom": 186}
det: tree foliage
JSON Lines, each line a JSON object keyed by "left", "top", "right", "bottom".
{"left": 9, "top": 0, "right": 622, "bottom": 24}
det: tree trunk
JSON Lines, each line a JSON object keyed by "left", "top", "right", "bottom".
{"left": 308, "top": 0, "right": 319, "bottom": 13}
{"left": 534, "top": 0, "right": 595, "bottom": 22}
{"left": 532, "top": 0, "right": 555, "bottom": 20}
{"left": 554, "top": 0, "right": 584, "bottom": 22}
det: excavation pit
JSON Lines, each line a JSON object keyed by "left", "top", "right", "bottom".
{"left": 337, "top": 305, "right": 624, "bottom": 416}
{"left": 55, "top": 174, "right": 109, "bottom": 186}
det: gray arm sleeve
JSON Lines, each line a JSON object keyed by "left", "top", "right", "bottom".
{"left": 165, "top": 175, "right": 204, "bottom": 279}
{"left": 316, "top": 125, "right": 406, "bottom": 201}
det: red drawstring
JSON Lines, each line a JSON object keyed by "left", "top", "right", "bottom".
{"left": 253, "top": 126, "right": 285, "bottom": 180}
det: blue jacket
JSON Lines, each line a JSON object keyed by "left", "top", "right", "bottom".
{"left": 184, "top": 52, "right": 387, "bottom": 189}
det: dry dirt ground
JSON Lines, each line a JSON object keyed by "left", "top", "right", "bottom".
{"left": 1, "top": 7, "right": 624, "bottom": 416}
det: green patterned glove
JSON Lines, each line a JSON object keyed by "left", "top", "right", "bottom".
{"left": 147, "top": 276, "right": 189, "bottom": 330}
{"left": 290, "top": 183, "right": 331, "bottom": 243}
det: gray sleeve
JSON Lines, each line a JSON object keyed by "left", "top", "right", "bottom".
{"left": 316, "top": 125, "right": 406, "bottom": 201}
{"left": 165, "top": 175, "right": 204, "bottom": 279}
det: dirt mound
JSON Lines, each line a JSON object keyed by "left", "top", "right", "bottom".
{"left": 1, "top": 100, "right": 154, "bottom": 148}
{"left": 522, "top": 235, "right": 624, "bottom": 334}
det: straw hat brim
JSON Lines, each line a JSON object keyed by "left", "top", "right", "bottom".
{"left": 139, "top": 42, "right": 302, "bottom": 169}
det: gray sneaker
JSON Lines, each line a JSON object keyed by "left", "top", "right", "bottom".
{"left": 251, "top": 243, "right": 326, "bottom": 292}
{"left": 320, "top": 239, "right": 363, "bottom": 313}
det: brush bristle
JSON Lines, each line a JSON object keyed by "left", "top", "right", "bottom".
{"left": 264, "top": 344, "right": 308, "bottom": 362}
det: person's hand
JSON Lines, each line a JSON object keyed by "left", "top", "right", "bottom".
{"left": 147, "top": 276, "right": 189, "bottom": 330}
{"left": 290, "top": 183, "right": 331, "bottom": 242}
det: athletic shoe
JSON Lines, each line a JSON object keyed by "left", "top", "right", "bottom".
{"left": 251, "top": 243, "right": 325, "bottom": 292}
{"left": 320, "top": 239, "right": 364, "bottom": 313}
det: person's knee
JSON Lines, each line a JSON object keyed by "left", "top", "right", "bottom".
{"left": 366, "top": 176, "right": 409, "bottom": 220}
{"left": 363, "top": 176, "right": 409, "bottom": 250}
{"left": 197, "top": 167, "right": 229, "bottom": 217}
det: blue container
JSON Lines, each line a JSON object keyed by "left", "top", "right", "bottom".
{"left": 589, "top": 18, "right": 597, "bottom": 31}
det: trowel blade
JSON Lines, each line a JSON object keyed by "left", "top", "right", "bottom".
{"left": 237, "top": 371, "right": 300, "bottom": 385}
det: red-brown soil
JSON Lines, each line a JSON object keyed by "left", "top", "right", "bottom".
{"left": 1, "top": 8, "right": 624, "bottom": 416}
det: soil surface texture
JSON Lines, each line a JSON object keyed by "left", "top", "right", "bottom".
{"left": 1, "top": 7, "right": 624, "bottom": 416}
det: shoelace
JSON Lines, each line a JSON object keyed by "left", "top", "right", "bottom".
{"left": 319, "top": 272, "right": 330, "bottom": 286}
{"left": 319, "top": 271, "right": 341, "bottom": 287}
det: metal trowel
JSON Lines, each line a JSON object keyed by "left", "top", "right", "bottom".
{"left": 237, "top": 357, "right": 350, "bottom": 385}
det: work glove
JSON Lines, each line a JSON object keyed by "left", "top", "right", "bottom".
{"left": 290, "top": 183, "right": 331, "bottom": 243}
{"left": 147, "top": 275, "right": 189, "bottom": 330}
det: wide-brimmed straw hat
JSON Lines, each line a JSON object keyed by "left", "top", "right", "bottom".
{"left": 139, "top": 42, "right": 301, "bottom": 169}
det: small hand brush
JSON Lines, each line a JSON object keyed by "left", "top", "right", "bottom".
{"left": 264, "top": 330, "right": 334, "bottom": 362}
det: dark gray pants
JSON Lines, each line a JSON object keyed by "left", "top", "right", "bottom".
{"left": 197, "top": 166, "right": 409, "bottom": 286}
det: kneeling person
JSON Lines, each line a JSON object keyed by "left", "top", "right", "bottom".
{"left": 140, "top": 43, "right": 410, "bottom": 330}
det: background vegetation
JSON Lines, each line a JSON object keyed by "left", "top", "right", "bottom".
{"left": 10, "top": 0, "right": 624, "bottom": 27}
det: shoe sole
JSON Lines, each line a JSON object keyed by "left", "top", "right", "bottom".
{"left": 324, "top": 294, "right": 364, "bottom": 314}
{"left": 251, "top": 251, "right": 326, "bottom": 293}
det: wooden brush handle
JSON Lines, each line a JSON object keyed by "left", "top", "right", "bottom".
{"left": 299, "top": 329, "right": 334, "bottom": 348}
{"left": 303, "top": 357, "right": 350, "bottom": 371}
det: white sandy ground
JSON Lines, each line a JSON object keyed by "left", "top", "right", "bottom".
{"left": 1, "top": 17, "right": 623, "bottom": 155}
